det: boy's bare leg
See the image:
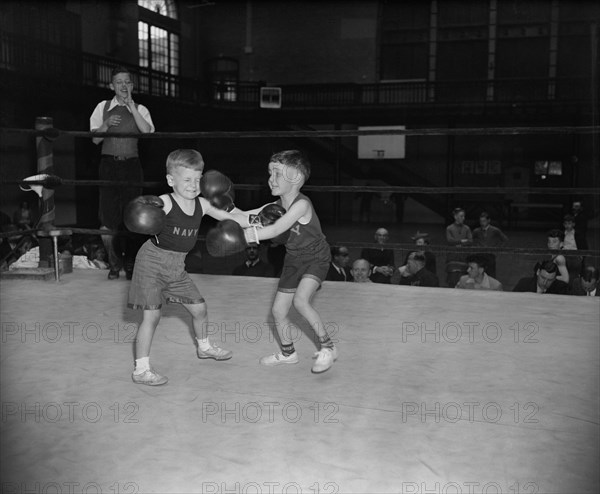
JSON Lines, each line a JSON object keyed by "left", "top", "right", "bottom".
{"left": 133, "top": 309, "right": 167, "bottom": 385}
{"left": 183, "top": 302, "right": 232, "bottom": 360}
{"left": 260, "top": 291, "right": 298, "bottom": 366}
{"left": 292, "top": 278, "right": 328, "bottom": 340}
{"left": 135, "top": 309, "right": 161, "bottom": 358}
{"left": 293, "top": 277, "right": 337, "bottom": 373}
{"left": 271, "top": 291, "right": 295, "bottom": 344}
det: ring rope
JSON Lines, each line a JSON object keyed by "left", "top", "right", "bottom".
{"left": 2, "top": 176, "right": 598, "bottom": 195}
{"left": 1, "top": 125, "right": 600, "bottom": 140}
{"left": 0, "top": 228, "right": 597, "bottom": 260}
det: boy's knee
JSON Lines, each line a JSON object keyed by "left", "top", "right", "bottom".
{"left": 292, "top": 296, "right": 309, "bottom": 312}
{"left": 190, "top": 303, "right": 207, "bottom": 319}
{"left": 272, "top": 306, "right": 286, "bottom": 321}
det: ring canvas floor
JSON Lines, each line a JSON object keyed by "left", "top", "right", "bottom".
{"left": 1, "top": 271, "right": 598, "bottom": 493}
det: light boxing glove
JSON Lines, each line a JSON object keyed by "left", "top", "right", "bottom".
{"left": 123, "top": 195, "right": 166, "bottom": 235}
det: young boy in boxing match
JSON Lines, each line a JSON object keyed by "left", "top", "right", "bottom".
{"left": 207, "top": 150, "right": 338, "bottom": 373}
{"left": 126, "top": 148, "right": 246, "bottom": 386}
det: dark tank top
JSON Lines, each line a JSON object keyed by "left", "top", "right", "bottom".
{"left": 152, "top": 194, "right": 203, "bottom": 253}
{"left": 277, "top": 193, "right": 328, "bottom": 258}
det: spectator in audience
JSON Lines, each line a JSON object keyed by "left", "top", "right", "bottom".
{"left": 411, "top": 231, "right": 437, "bottom": 274}
{"left": 472, "top": 211, "right": 508, "bottom": 278}
{"left": 546, "top": 229, "right": 570, "bottom": 284}
{"left": 351, "top": 259, "right": 372, "bottom": 283}
{"left": 570, "top": 200, "right": 590, "bottom": 236}
{"left": 361, "top": 227, "right": 394, "bottom": 284}
{"left": 326, "top": 245, "right": 353, "bottom": 282}
{"left": 455, "top": 254, "right": 503, "bottom": 291}
{"left": 513, "top": 260, "right": 569, "bottom": 294}
{"left": 561, "top": 214, "right": 588, "bottom": 251}
{"left": 445, "top": 207, "right": 472, "bottom": 287}
{"left": 570, "top": 266, "right": 599, "bottom": 296}
{"left": 232, "top": 245, "right": 275, "bottom": 277}
{"left": 398, "top": 251, "right": 439, "bottom": 288}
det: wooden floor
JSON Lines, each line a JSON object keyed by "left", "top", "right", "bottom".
{"left": 1, "top": 271, "right": 598, "bottom": 493}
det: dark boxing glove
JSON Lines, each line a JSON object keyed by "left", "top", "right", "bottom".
{"left": 206, "top": 219, "right": 257, "bottom": 257}
{"left": 200, "top": 170, "right": 235, "bottom": 212}
{"left": 249, "top": 203, "right": 287, "bottom": 227}
{"left": 124, "top": 195, "right": 166, "bottom": 235}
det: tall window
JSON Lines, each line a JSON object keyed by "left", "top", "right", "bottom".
{"left": 138, "top": 0, "right": 179, "bottom": 97}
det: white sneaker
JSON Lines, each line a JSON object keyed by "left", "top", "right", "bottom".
{"left": 311, "top": 346, "right": 337, "bottom": 374}
{"left": 197, "top": 345, "right": 233, "bottom": 360}
{"left": 132, "top": 367, "right": 168, "bottom": 386}
{"left": 259, "top": 351, "right": 299, "bottom": 366}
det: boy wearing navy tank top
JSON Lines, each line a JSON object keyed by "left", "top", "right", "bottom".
{"left": 242, "top": 150, "right": 337, "bottom": 373}
{"left": 128, "top": 149, "right": 244, "bottom": 386}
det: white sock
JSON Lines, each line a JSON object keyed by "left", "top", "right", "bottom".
{"left": 196, "top": 337, "right": 212, "bottom": 351}
{"left": 134, "top": 357, "right": 150, "bottom": 374}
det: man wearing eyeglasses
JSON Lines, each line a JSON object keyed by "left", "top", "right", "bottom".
{"left": 361, "top": 227, "right": 395, "bottom": 284}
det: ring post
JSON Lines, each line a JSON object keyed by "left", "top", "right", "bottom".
{"left": 35, "top": 116, "right": 56, "bottom": 268}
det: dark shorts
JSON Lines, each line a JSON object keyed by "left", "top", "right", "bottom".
{"left": 278, "top": 240, "right": 331, "bottom": 293}
{"left": 128, "top": 240, "right": 205, "bottom": 310}
{"left": 99, "top": 156, "right": 143, "bottom": 229}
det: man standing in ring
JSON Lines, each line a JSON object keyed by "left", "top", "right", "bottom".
{"left": 90, "top": 66, "right": 155, "bottom": 280}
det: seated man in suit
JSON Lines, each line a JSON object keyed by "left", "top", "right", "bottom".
{"left": 361, "top": 227, "right": 394, "bottom": 284}
{"left": 455, "top": 254, "right": 503, "bottom": 291}
{"left": 513, "top": 260, "right": 569, "bottom": 295}
{"left": 570, "top": 265, "right": 599, "bottom": 296}
{"left": 398, "top": 251, "right": 439, "bottom": 288}
{"left": 232, "top": 245, "right": 275, "bottom": 278}
{"left": 326, "top": 245, "right": 353, "bottom": 282}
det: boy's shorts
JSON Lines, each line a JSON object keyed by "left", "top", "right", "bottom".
{"left": 278, "top": 240, "right": 331, "bottom": 293}
{"left": 128, "top": 240, "right": 204, "bottom": 310}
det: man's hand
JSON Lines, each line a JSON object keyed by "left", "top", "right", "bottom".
{"left": 375, "top": 265, "right": 394, "bottom": 277}
{"left": 123, "top": 83, "right": 135, "bottom": 110}
{"left": 104, "top": 114, "right": 121, "bottom": 128}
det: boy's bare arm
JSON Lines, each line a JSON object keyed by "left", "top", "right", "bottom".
{"left": 203, "top": 199, "right": 283, "bottom": 228}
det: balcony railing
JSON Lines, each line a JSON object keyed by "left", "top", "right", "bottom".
{"left": 1, "top": 30, "right": 593, "bottom": 111}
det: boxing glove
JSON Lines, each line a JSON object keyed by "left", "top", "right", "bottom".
{"left": 249, "top": 203, "right": 287, "bottom": 227}
{"left": 124, "top": 195, "right": 166, "bottom": 235}
{"left": 200, "top": 170, "right": 235, "bottom": 212}
{"left": 206, "top": 219, "right": 255, "bottom": 257}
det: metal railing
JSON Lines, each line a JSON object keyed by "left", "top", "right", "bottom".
{"left": 1, "top": 31, "right": 593, "bottom": 110}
